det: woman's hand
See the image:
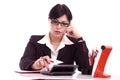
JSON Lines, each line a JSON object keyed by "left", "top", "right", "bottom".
{"left": 66, "top": 25, "right": 81, "bottom": 39}
{"left": 31, "top": 56, "right": 51, "bottom": 71}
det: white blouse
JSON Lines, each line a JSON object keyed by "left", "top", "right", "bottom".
{"left": 37, "top": 33, "right": 73, "bottom": 60}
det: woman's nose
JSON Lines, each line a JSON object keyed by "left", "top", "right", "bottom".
{"left": 56, "top": 24, "right": 62, "bottom": 28}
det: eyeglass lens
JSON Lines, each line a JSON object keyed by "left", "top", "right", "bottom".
{"left": 51, "top": 19, "right": 70, "bottom": 27}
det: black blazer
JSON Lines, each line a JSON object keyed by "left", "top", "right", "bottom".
{"left": 19, "top": 35, "right": 92, "bottom": 74}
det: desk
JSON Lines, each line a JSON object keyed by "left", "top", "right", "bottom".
{"left": 18, "top": 72, "right": 92, "bottom": 80}
{"left": 5, "top": 70, "right": 119, "bottom": 80}
{"left": 1, "top": 69, "right": 119, "bottom": 80}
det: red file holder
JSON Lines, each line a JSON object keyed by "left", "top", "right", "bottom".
{"left": 93, "top": 45, "right": 112, "bottom": 78}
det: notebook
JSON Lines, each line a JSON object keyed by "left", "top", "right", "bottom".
{"left": 92, "top": 45, "right": 112, "bottom": 78}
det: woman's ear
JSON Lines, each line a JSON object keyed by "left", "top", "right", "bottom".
{"left": 48, "top": 19, "right": 51, "bottom": 25}
{"left": 48, "top": 19, "right": 51, "bottom": 23}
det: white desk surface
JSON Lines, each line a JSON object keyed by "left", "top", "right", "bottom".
{"left": 2, "top": 70, "right": 120, "bottom": 80}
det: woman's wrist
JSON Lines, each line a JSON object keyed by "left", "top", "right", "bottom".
{"left": 76, "top": 37, "right": 84, "bottom": 42}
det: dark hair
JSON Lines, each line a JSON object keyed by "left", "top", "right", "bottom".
{"left": 48, "top": 4, "right": 72, "bottom": 22}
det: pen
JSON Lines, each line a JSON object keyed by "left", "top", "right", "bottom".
{"left": 50, "top": 60, "right": 54, "bottom": 63}
{"left": 42, "top": 57, "right": 54, "bottom": 64}
{"left": 90, "top": 48, "right": 99, "bottom": 66}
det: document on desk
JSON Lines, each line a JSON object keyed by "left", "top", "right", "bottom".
{"left": 15, "top": 69, "right": 40, "bottom": 74}
{"left": 15, "top": 59, "right": 63, "bottom": 74}
{"left": 40, "top": 59, "right": 63, "bottom": 72}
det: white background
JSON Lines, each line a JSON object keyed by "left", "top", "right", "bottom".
{"left": 0, "top": 0, "right": 120, "bottom": 77}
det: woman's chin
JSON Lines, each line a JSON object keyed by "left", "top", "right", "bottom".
{"left": 54, "top": 34, "right": 63, "bottom": 38}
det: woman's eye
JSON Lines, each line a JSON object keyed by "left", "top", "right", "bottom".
{"left": 62, "top": 23, "right": 69, "bottom": 27}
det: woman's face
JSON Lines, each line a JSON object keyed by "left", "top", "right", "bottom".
{"left": 49, "top": 15, "right": 70, "bottom": 38}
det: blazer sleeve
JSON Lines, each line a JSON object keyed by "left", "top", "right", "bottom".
{"left": 67, "top": 36, "right": 93, "bottom": 75}
{"left": 19, "top": 35, "right": 43, "bottom": 70}
{"left": 74, "top": 40, "right": 93, "bottom": 75}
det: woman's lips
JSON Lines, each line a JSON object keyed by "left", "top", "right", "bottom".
{"left": 55, "top": 31, "right": 61, "bottom": 34}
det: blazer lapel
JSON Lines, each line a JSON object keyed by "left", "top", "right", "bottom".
{"left": 41, "top": 44, "right": 51, "bottom": 58}
{"left": 57, "top": 49, "right": 65, "bottom": 60}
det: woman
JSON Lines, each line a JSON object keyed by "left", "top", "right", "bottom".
{"left": 19, "top": 4, "right": 92, "bottom": 74}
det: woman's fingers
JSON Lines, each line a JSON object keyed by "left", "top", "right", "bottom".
{"left": 32, "top": 56, "right": 52, "bottom": 70}
{"left": 42, "top": 56, "right": 51, "bottom": 71}
{"left": 38, "top": 56, "right": 51, "bottom": 70}
{"left": 43, "top": 56, "right": 51, "bottom": 64}
{"left": 66, "top": 26, "right": 81, "bottom": 39}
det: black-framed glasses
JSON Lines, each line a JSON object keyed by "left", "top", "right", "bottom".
{"left": 51, "top": 19, "right": 70, "bottom": 27}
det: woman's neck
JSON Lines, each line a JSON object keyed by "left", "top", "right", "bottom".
{"left": 49, "top": 33, "right": 62, "bottom": 43}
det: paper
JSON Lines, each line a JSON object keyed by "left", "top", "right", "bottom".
{"left": 15, "top": 69, "right": 40, "bottom": 74}
{"left": 15, "top": 59, "right": 63, "bottom": 74}
{"left": 40, "top": 59, "right": 63, "bottom": 72}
